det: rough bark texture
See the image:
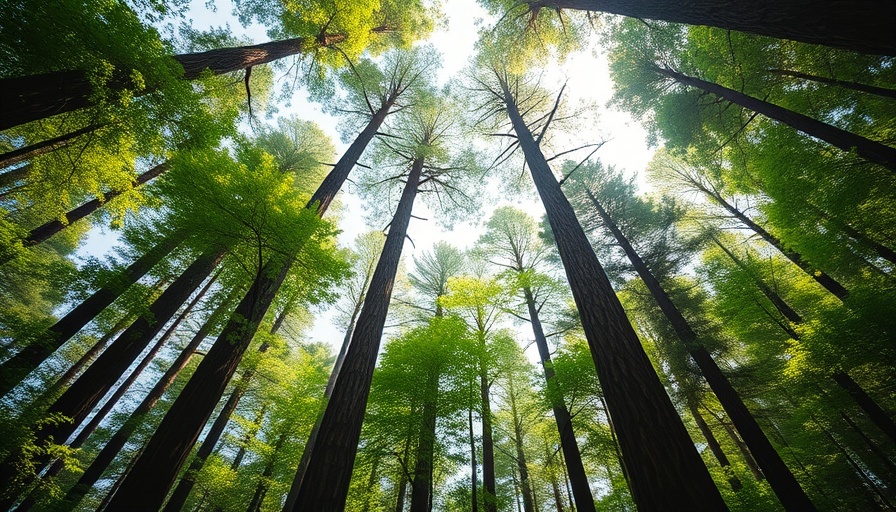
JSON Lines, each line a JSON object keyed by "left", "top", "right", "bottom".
{"left": 25, "top": 162, "right": 169, "bottom": 246}
{"left": 0, "top": 36, "right": 343, "bottom": 131}
{"left": 0, "top": 123, "right": 104, "bottom": 168}
{"left": 588, "top": 190, "right": 814, "bottom": 510}
{"left": 658, "top": 67, "right": 896, "bottom": 172}
{"left": 501, "top": 76, "right": 727, "bottom": 511}
{"left": 290, "top": 159, "right": 423, "bottom": 511}
{"left": 833, "top": 371, "right": 896, "bottom": 443}
{"left": 524, "top": 287, "right": 596, "bottom": 512}
{"left": 58, "top": 292, "right": 230, "bottom": 510}
{"left": 539, "top": 0, "right": 896, "bottom": 55}
{"left": 0, "top": 230, "right": 185, "bottom": 397}
{"left": 768, "top": 69, "right": 896, "bottom": 100}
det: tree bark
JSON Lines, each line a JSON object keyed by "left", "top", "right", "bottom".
{"left": 508, "top": 378, "right": 535, "bottom": 512}
{"left": 24, "top": 161, "right": 169, "bottom": 247}
{"left": 290, "top": 158, "right": 423, "bottom": 511}
{"left": 587, "top": 189, "right": 814, "bottom": 510}
{"left": 523, "top": 287, "right": 596, "bottom": 511}
{"left": 0, "top": 249, "right": 221, "bottom": 504}
{"left": 537, "top": 0, "right": 896, "bottom": 55}
{"left": 478, "top": 344, "right": 498, "bottom": 512}
{"left": 689, "top": 402, "right": 743, "bottom": 491}
{"left": 500, "top": 72, "right": 727, "bottom": 511}
{"left": 707, "top": 409, "right": 765, "bottom": 481}
{"left": 0, "top": 123, "right": 105, "bottom": 169}
{"left": 410, "top": 371, "right": 439, "bottom": 512}
{"left": 0, "top": 36, "right": 345, "bottom": 131}
{"left": 0, "top": 230, "right": 185, "bottom": 397}
{"left": 833, "top": 371, "right": 896, "bottom": 443}
{"left": 470, "top": 399, "right": 480, "bottom": 512}
{"left": 658, "top": 66, "right": 896, "bottom": 173}
{"left": 56, "top": 289, "right": 236, "bottom": 510}
{"left": 768, "top": 69, "right": 896, "bottom": 100}
{"left": 11, "top": 274, "right": 211, "bottom": 511}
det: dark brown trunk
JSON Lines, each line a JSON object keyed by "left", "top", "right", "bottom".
{"left": 588, "top": 190, "right": 814, "bottom": 510}
{"left": 833, "top": 371, "right": 896, "bottom": 443}
{"left": 361, "top": 456, "right": 380, "bottom": 512}
{"left": 0, "top": 230, "right": 185, "bottom": 397}
{"left": 245, "top": 431, "right": 287, "bottom": 512}
{"left": 470, "top": 400, "right": 480, "bottom": 512}
{"left": 0, "top": 249, "right": 220, "bottom": 504}
{"left": 837, "top": 222, "right": 896, "bottom": 266}
{"left": 410, "top": 372, "right": 439, "bottom": 512}
{"left": 395, "top": 473, "right": 409, "bottom": 512}
{"left": 57, "top": 289, "right": 236, "bottom": 510}
{"left": 0, "top": 123, "right": 105, "bottom": 168}
{"left": 699, "top": 182, "right": 849, "bottom": 300}
{"left": 768, "top": 69, "right": 896, "bottom": 100}
{"left": 708, "top": 409, "right": 765, "bottom": 481}
{"left": 500, "top": 73, "right": 727, "bottom": 510}
{"left": 24, "top": 162, "right": 169, "bottom": 247}
{"left": 841, "top": 411, "right": 896, "bottom": 476}
{"left": 12, "top": 274, "right": 211, "bottom": 511}
{"left": 689, "top": 403, "right": 743, "bottom": 491}
{"left": 478, "top": 346, "right": 498, "bottom": 512}
{"left": 524, "top": 287, "right": 596, "bottom": 512}
{"left": 711, "top": 236, "right": 804, "bottom": 325}
{"left": 539, "top": 0, "right": 896, "bottom": 54}
{"left": 509, "top": 379, "right": 535, "bottom": 512}
{"left": 658, "top": 66, "right": 896, "bottom": 172}
{"left": 290, "top": 158, "right": 422, "bottom": 511}
{"left": 0, "top": 36, "right": 344, "bottom": 131}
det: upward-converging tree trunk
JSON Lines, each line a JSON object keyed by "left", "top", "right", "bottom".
{"left": 534, "top": 0, "right": 896, "bottom": 55}
{"left": 106, "top": 100, "right": 397, "bottom": 510}
{"left": 689, "top": 402, "right": 743, "bottom": 491}
{"left": 586, "top": 189, "right": 815, "bottom": 510}
{"left": 410, "top": 370, "right": 439, "bottom": 512}
{"left": 0, "top": 123, "right": 105, "bottom": 168}
{"left": 478, "top": 337, "right": 498, "bottom": 512}
{"left": 0, "top": 35, "right": 346, "bottom": 131}
{"left": 657, "top": 67, "right": 896, "bottom": 173}
{"left": 507, "top": 377, "right": 535, "bottom": 512}
{"left": 767, "top": 69, "right": 896, "bottom": 100}
{"left": 523, "top": 287, "right": 597, "bottom": 512}
{"left": 290, "top": 158, "right": 423, "bottom": 511}
{"left": 498, "top": 73, "right": 727, "bottom": 510}
{"left": 832, "top": 371, "right": 896, "bottom": 444}
{"left": 24, "top": 161, "right": 170, "bottom": 247}
{"left": 0, "top": 229, "right": 186, "bottom": 397}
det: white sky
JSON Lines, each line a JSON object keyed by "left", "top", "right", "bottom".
{"left": 78, "top": 0, "right": 655, "bottom": 355}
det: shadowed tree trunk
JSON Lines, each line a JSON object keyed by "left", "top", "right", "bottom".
{"left": 410, "top": 370, "right": 439, "bottom": 512}
{"left": 0, "top": 230, "right": 186, "bottom": 397}
{"left": 55, "top": 289, "right": 238, "bottom": 510}
{"left": 0, "top": 249, "right": 222, "bottom": 505}
{"left": 587, "top": 189, "right": 814, "bottom": 510}
{"left": 0, "top": 124, "right": 106, "bottom": 168}
{"left": 657, "top": 66, "right": 896, "bottom": 173}
{"left": 768, "top": 69, "right": 896, "bottom": 100}
{"left": 23, "top": 162, "right": 170, "bottom": 247}
{"left": 498, "top": 71, "right": 727, "bottom": 510}
{"left": 689, "top": 402, "right": 743, "bottom": 491}
{"left": 478, "top": 339, "right": 498, "bottom": 512}
{"left": 707, "top": 408, "right": 766, "bottom": 481}
{"left": 245, "top": 431, "right": 288, "bottom": 512}
{"left": 535, "top": 0, "right": 896, "bottom": 54}
{"left": 289, "top": 158, "right": 423, "bottom": 511}
{"left": 470, "top": 396, "right": 480, "bottom": 512}
{"left": 833, "top": 371, "right": 896, "bottom": 443}
{"left": 524, "top": 287, "right": 596, "bottom": 512}
{"left": 508, "top": 377, "right": 535, "bottom": 512}
{"left": 0, "top": 164, "right": 31, "bottom": 192}
{"left": 11, "top": 274, "right": 214, "bottom": 511}
{"left": 0, "top": 35, "right": 346, "bottom": 131}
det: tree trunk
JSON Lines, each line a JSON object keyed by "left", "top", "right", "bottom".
{"left": 538, "top": 0, "right": 896, "bottom": 55}
{"left": 841, "top": 411, "right": 896, "bottom": 476}
{"left": 499, "top": 72, "right": 727, "bottom": 510}
{"left": 524, "top": 287, "right": 596, "bottom": 512}
{"left": 0, "top": 123, "right": 105, "bottom": 169}
{"left": 56, "top": 288, "right": 238, "bottom": 510}
{"left": 0, "top": 36, "right": 345, "bottom": 131}
{"left": 0, "top": 164, "right": 31, "bottom": 191}
{"left": 24, "top": 161, "right": 169, "bottom": 247}
{"left": 689, "top": 403, "right": 743, "bottom": 491}
{"left": 768, "top": 69, "right": 896, "bottom": 100}
{"left": 0, "top": 249, "right": 220, "bottom": 504}
{"left": 833, "top": 371, "right": 896, "bottom": 443}
{"left": 245, "top": 431, "right": 287, "bottom": 512}
{"left": 658, "top": 66, "right": 896, "bottom": 173}
{"left": 708, "top": 408, "right": 765, "bottom": 481}
{"left": 508, "top": 379, "right": 535, "bottom": 512}
{"left": 587, "top": 189, "right": 814, "bottom": 510}
{"left": 699, "top": 182, "right": 849, "bottom": 300}
{"left": 12, "top": 273, "right": 212, "bottom": 511}
{"left": 410, "top": 371, "right": 439, "bottom": 512}
{"left": 478, "top": 346, "right": 498, "bottom": 512}
{"left": 0, "top": 230, "right": 185, "bottom": 397}
{"left": 470, "top": 399, "right": 479, "bottom": 512}
{"left": 290, "top": 158, "right": 422, "bottom": 511}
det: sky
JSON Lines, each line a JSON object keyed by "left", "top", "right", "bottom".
{"left": 78, "top": 0, "right": 655, "bottom": 356}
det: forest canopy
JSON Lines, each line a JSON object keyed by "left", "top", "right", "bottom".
{"left": 0, "top": 0, "right": 894, "bottom": 511}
